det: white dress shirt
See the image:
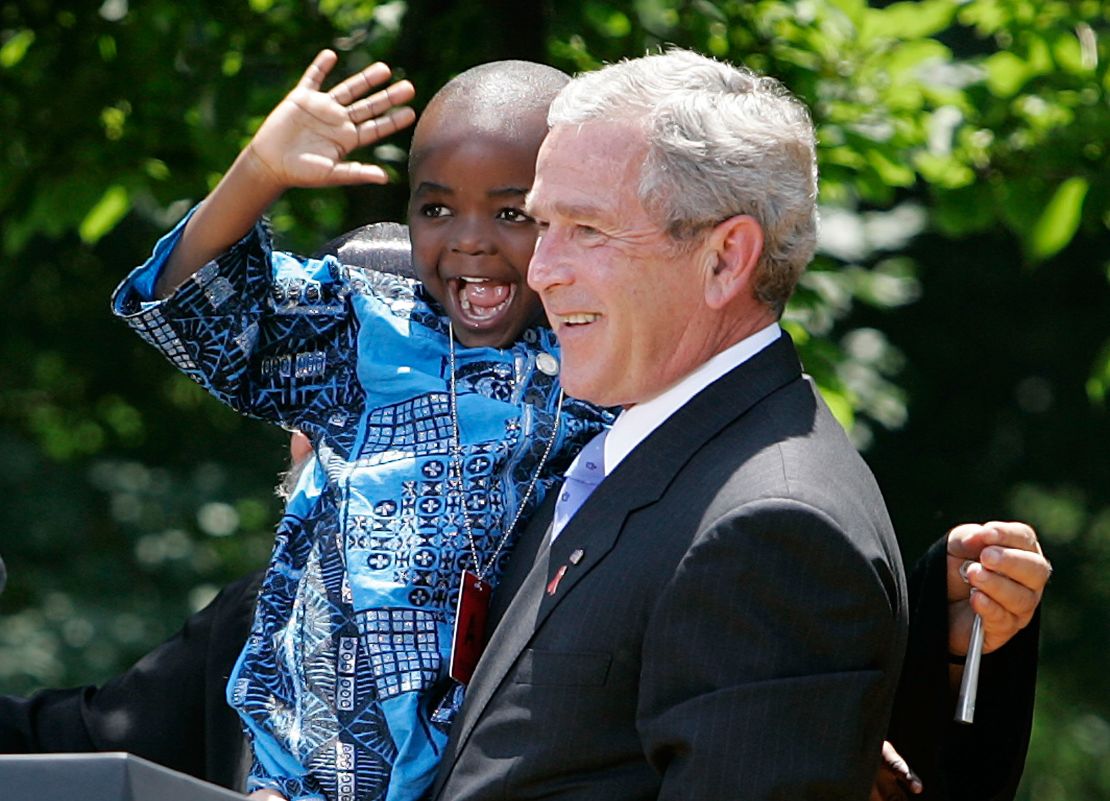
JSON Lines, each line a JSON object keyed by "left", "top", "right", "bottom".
{"left": 550, "top": 322, "right": 781, "bottom": 543}
{"left": 604, "top": 322, "right": 781, "bottom": 474}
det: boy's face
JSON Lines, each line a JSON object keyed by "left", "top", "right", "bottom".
{"left": 408, "top": 128, "right": 545, "bottom": 349}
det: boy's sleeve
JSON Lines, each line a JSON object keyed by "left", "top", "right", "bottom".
{"left": 111, "top": 210, "right": 359, "bottom": 431}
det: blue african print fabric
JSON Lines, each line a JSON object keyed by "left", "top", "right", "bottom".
{"left": 112, "top": 212, "right": 610, "bottom": 801}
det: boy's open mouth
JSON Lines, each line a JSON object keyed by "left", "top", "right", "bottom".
{"left": 451, "top": 276, "right": 516, "bottom": 327}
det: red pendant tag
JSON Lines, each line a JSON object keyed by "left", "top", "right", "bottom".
{"left": 449, "top": 570, "right": 492, "bottom": 684}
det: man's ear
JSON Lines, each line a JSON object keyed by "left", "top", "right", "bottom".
{"left": 703, "top": 215, "right": 764, "bottom": 310}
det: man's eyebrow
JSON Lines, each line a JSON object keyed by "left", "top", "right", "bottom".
{"left": 525, "top": 197, "right": 611, "bottom": 224}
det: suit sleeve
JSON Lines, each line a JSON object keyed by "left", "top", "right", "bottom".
{"left": 637, "top": 499, "right": 904, "bottom": 800}
{"left": 0, "top": 571, "right": 261, "bottom": 789}
{"left": 889, "top": 537, "right": 1039, "bottom": 801}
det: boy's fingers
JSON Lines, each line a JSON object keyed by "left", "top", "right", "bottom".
{"left": 347, "top": 81, "right": 416, "bottom": 125}
{"left": 329, "top": 61, "right": 394, "bottom": 106}
{"left": 326, "top": 161, "right": 390, "bottom": 186}
{"left": 297, "top": 49, "right": 338, "bottom": 91}
{"left": 356, "top": 106, "right": 416, "bottom": 147}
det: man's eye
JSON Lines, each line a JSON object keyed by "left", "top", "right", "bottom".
{"left": 498, "top": 208, "right": 533, "bottom": 224}
{"left": 577, "top": 224, "right": 604, "bottom": 240}
{"left": 420, "top": 204, "right": 451, "bottom": 218}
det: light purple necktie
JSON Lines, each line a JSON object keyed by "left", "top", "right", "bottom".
{"left": 551, "top": 429, "right": 608, "bottom": 540}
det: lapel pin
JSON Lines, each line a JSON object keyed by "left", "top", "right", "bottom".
{"left": 546, "top": 564, "right": 568, "bottom": 596}
{"left": 569, "top": 548, "right": 584, "bottom": 565}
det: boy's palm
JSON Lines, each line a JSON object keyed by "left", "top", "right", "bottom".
{"left": 249, "top": 50, "right": 415, "bottom": 190}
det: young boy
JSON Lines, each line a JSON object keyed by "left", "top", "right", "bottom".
{"left": 112, "top": 51, "right": 610, "bottom": 801}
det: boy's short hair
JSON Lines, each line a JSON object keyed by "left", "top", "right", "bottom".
{"left": 409, "top": 60, "right": 568, "bottom": 171}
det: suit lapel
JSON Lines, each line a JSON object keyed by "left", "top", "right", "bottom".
{"left": 534, "top": 334, "right": 804, "bottom": 622}
{"left": 436, "top": 334, "right": 805, "bottom": 788}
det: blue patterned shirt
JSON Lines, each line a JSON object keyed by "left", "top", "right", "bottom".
{"left": 112, "top": 212, "right": 610, "bottom": 801}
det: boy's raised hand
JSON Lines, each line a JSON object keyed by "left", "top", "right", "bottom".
{"left": 247, "top": 49, "right": 416, "bottom": 189}
{"left": 156, "top": 50, "right": 415, "bottom": 298}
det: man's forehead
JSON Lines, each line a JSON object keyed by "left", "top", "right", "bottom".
{"left": 528, "top": 122, "right": 645, "bottom": 215}
{"left": 540, "top": 119, "right": 644, "bottom": 158}
{"left": 526, "top": 193, "right": 613, "bottom": 225}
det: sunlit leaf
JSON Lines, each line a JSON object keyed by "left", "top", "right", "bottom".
{"left": 826, "top": 0, "right": 868, "bottom": 26}
{"left": 222, "top": 50, "right": 243, "bottom": 77}
{"left": 1026, "top": 30, "right": 1053, "bottom": 73}
{"left": 1030, "top": 176, "right": 1088, "bottom": 260}
{"left": 97, "top": 34, "right": 117, "bottom": 62}
{"left": 817, "top": 384, "right": 856, "bottom": 431}
{"left": 1086, "top": 341, "right": 1110, "bottom": 405}
{"left": 866, "top": 148, "right": 916, "bottom": 187}
{"left": 862, "top": 0, "right": 955, "bottom": 40}
{"left": 78, "top": 185, "right": 131, "bottom": 245}
{"left": 882, "top": 39, "right": 951, "bottom": 78}
{"left": 984, "top": 50, "right": 1030, "bottom": 97}
{"left": 0, "top": 29, "right": 35, "bottom": 69}
{"left": 913, "top": 152, "right": 975, "bottom": 189}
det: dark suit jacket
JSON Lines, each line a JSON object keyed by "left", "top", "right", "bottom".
{"left": 432, "top": 335, "right": 909, "bottom": 801}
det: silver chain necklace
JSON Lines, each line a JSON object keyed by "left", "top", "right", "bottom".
{"left": 447, "top": 321, "right": 563, "bottom": 581}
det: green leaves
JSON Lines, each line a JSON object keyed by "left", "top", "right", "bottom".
{"left": 0, "top": 29, "right": 34, "bottom": 68}
{"left": 1030, "top": 176, "right": 1089, "bottom": 261}
{"left": 79, "top": 185, "right": 132, "bottom": 245}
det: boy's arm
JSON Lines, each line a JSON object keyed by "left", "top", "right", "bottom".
{"left": 155, "top": 49, "right": 415, "bottom": 298}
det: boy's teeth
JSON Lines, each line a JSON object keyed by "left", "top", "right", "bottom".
{"left": 456, "top": 277, "right": 512, "bottom": 321}
{"left": 457, "top": 281, "right": 511, "bottom": 320}
{"left": 563, "top": 313, "right": 599, "bottom": 325}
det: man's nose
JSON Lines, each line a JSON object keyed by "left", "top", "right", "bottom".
{"left": 527, "top": 227, "right": 569, "bottom": 292}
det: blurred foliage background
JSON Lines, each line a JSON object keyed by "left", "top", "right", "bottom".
{"left": 1, "top": 1, "right": 1107, "bottom": 797}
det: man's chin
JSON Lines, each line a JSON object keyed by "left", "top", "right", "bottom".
{"left": 558, "top": 370, "right": 608, "bottom": 406}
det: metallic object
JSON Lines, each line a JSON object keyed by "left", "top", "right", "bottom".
{"left": 954, "top": 612, "right": 985, "bottom": 724}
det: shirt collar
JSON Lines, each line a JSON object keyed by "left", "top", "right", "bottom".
{"left": 603, "top": 322, "right": 781, "bottom": 475}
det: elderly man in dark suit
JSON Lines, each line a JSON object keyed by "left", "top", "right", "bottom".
{"left": 431, "top": 48, "right": 907, "bottom": 800}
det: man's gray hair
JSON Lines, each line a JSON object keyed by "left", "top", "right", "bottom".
{"left": 548, "top": 48, "right": 818, "bottom": 314}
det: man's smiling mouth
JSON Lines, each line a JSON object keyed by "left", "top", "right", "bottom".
{"left": 559, "top": 313, "right": 600, "bottom": 326}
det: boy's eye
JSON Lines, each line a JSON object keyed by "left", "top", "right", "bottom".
{"left": 497, "top": 208, "right": 533, "bottom": 224}
{"left": 420, "top": 204, "right": 452, "bottom": 219}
